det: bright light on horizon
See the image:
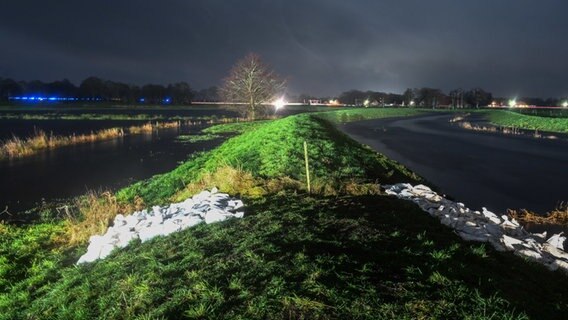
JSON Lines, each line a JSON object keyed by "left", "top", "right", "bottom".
{"left": 562, "top": 101, "right": 568, "bottom": 108}
{"left": 508, "top": 99, "right": 517, "bottom": 107}
{"left": 273, "top": 97, "right": 286, "bottom": 110}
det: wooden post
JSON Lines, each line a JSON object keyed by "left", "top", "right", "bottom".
{"left": 304, "top": 141, "right": 311, "bottom": 193}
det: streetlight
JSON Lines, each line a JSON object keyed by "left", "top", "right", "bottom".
{"left": 508, "top": 99, "right": 517, "bottom": 107}
{"left": 562, "top": 101, "right": 568, "bottom": 108}
{"left": 363, "top": 99, "right": 370, "bottom": 107}
{"left": 273, "top": 97, "right": 286, "bottom": 111}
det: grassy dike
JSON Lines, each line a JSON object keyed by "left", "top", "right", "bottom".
{"left": 483, "top": 110, "right": 568, "bottom": 133}
{"left": 1, "top": 109, "right": 568, "bottom": 319}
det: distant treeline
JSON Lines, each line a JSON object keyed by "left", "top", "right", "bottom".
{"left": 1, "top": 76, "right": 564, "bottom": 107}
{"left": 0, "top": 77, "right": 221, "bottom": 104}
{"left": 302, "top": 88, "right": 564, "bottom": 108}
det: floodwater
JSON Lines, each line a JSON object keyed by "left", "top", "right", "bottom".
{"left": 0, "top": 124, "right": 226, "bottom": 215}
{"left": 0, "top": 104, "right": 336, "bottom": 216}
{"left": 340, "top": 113, "right": 568, "bottom": 215}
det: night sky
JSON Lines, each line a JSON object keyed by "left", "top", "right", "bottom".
{"left": 1, "top": 0, "right": 567, "bottom": 97}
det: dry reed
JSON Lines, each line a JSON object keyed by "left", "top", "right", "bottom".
{"left": 0, "top": 128, "right": 123, "bottom": 160}
{"left": 0, "top": 121, "right": 185, "bottom": 160}
{"left": 508, "top": 204, "right": 568, "bottom": 225}
{"left": 61, "top": 190, "right": 144, "bottom": 246}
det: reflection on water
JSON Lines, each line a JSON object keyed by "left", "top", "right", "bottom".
{"left": 341, "top": 113, "right": 568, "bottom": 240}
{"left": 0, "top": 106, "right": 330, "bottom": 215}
{"left": 0, "top": 125, "right": 225, "bottom": 214}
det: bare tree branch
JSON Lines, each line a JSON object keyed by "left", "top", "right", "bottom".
{"left": 220, "top": 53, "right": 286, "bottom": 119}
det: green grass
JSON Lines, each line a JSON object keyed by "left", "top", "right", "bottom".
{"left": 117, "top": 114, "right": 419, "bottom": 205}
{"left": 2, "top": 109, "right": 568, "bottom": 319}
{"left": 483, "top": 110, "right": 568, "bottom": 133}
{"left": 3, "top": 195, "right": 567, "bottom": 319}
{"left": 512, "top": 108, "right": 568, "bottom": 118}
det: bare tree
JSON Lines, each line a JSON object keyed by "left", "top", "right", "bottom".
{"left": 220, "top": 53, "right": 286, "bottom": 119}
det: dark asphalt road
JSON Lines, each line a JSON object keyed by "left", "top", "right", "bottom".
{"left": 340, "top": 113, "right": 568, "bottom": 214}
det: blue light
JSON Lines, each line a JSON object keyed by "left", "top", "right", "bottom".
{"left": 8, "top": 96, "right": 98, "bottom": 102}
{"left": 139, "top": 98, "right": 145, "bottom": 102}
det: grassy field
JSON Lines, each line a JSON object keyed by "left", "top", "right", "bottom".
{"left": 0, "top": 113, "right": 185, "bottom": 121}
{"left": 483, "top": 110, "right": 568, "bottom": 133}
{"left": 512, "top": 108, "right": 568, "bottom": 118}
{"left": 1, "top": 109, "right": 567, "bottom": 319}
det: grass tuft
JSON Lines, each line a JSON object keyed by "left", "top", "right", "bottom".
{"left": 60, "top": 191, "right": 144, "bottom": 246}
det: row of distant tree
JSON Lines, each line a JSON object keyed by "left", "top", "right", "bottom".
{"left": 328, "top": 88, "right": 563, "bottom": 108}
{"left": 0, "top": 77, "right": 205, "bottom": 105}
{"left": 0, "top": 76, "right": 564, "bottom": 108}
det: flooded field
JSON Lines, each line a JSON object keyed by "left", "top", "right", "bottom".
{"left": 0, "top": 124, "right": 226, "bottom": 213}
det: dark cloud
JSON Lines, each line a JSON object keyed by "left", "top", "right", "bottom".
{"left": 1, "top": 0, "right": 567, "bottom": 97}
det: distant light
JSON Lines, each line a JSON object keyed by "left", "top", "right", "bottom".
{"left": 562, "top": 101, "right": 568, "bottom": 108}
{"left": 409, "top": 100, "right": 415, "bottom": 106}
{"left": 139, "top": 98, "right": 145, "bottom": 102}
{"left": 508, "top": 99, "right": 517, "bottom": 107}
{"left": 364, "top": 99, "right": 370, "bottom": 107}
{"left": 273, "top": 97, "right": 286, "bottom": 110}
